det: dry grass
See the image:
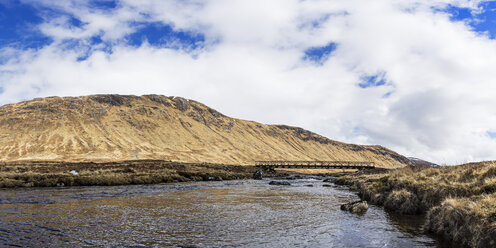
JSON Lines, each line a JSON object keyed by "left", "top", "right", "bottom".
{"left": 0, "top": 95, "right": 409, "bottom": 168}
{"left": 0, "top": 160, "right": 256, "bottom": 188}
{"left": 335, "top": 161, "right": 496, "bottom": 247}
{"left": 425, "top": 194, "right": 496, "bottom": 247}
{"left": 384, "top": 189, "right": 419, "bottom": 214}
{"left": 352, "top": 201, "right": 369, "bottom": 213}
{"left": 341, "top": 200, "right": 369, "bottom": 214}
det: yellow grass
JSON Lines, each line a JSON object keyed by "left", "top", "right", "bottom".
{"left": 0, "top": 95, "right": 409, "bottom": 168}
{"left": 335, "top": 161, "right": 496, "bottom": 247}
{"left": 0, "top": 160, "right": 256, "bottom": 188}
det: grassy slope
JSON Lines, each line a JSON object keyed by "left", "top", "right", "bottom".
{"left": 335, "top": 161, "right": 496, "bottom": 247}
{"left": 0, "top": 95, "right": 410, "bottom": 168}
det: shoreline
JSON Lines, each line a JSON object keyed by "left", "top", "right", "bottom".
{"left": 334, "top": 162, "right": 496, "bottom": 248}
{"left": 4, "top": 160, "right": 494, "bottom": 247}
{"left": 0, "top": 160, "right": 361, "bottom": 188}
{"left": 0, "top": 160, "right": 257, "bottom": 188}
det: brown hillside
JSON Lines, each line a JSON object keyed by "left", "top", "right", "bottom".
{"left": 0, "top": 95, "right": 410, "bottom": 168}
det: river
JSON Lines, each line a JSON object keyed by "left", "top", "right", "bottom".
{"left": 0, "top": 178, "right": 452, "bottom": 247}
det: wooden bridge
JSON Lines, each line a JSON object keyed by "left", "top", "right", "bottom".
{"left": 255, "top": 161, "right": 375, "bottom": 170}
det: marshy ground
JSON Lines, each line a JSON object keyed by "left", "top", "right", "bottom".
{"left": 335, "top": 161, "right": 496, "bottom": 248}
{"left": 0, "top": 160, "right": 256, "bottom": 188}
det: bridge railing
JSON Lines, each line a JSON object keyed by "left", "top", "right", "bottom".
{"left": 254, "top": 161, "right": 375, "bottom": 168}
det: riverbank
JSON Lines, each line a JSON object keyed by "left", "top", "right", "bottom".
{"left": 0, "top": 176, "right": 447, "bottom": 247}
{"left": 0, "top": 160, "right": 257, "bottom": 188}
{"left": 334, "top": 161, "right": 496, "bottom": 248}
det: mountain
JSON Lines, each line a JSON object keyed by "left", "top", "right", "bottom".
{"left": 408, "top": 157, "right": 441, "bottom": 168}
{"left": 0, "top": 95, "right": 411, "bottom": 168}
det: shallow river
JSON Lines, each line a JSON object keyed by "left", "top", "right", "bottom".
{"left": 0, "top": 178, "right": 452, "bottom": 247}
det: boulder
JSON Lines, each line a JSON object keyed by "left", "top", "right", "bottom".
{"left": 341, "top": 200, "right": 368, "bottom": 214}
{"left": 323, "top": 177, "right": 335, "bottom": 183}
{"left": 173, "top": 97, "right": 191, "bottom": 112}
{"left": 269, "top": 181, "right": 291, "bottom": 186}
{"left": 322, "top": 184, "right": 332, "bottom": 187}
{"left": 253, "top": 170, "right": 263, "bottom": 180}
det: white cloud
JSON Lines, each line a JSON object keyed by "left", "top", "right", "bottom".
{"left": 1, "top": 0, "right": 496, "bottom": 164}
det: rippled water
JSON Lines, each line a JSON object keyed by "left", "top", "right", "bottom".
{"left": 0, "top": 178, "right": 449, "bottom": 247}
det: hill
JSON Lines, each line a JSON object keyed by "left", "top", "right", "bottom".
{"left": 408, "top": 157, "right": 441, "bottom": 168}
{"left": 0, "top": 95, "right": 410, "bottom": 168}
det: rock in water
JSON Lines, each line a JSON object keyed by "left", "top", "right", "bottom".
{"left": 269, "top": 181, "right": 291, "bottom": 186}
{"left": 323, "top": 178, "right": 335, "bottom": 183}
{"left": 253, "top": 170, "right": 263, "bottom": 180}
{"left": 341, "top": 200, "right": 368, "bottom": 214}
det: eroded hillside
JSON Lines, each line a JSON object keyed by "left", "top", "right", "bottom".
{"left": 0, "top": 95, "right": 410, "bottom": 168}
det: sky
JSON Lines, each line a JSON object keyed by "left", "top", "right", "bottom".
{"left": 1, "top": 0, "right": 496, "bottom": 165}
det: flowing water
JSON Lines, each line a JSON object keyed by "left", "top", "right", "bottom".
{"left": 0, "top": 178, "right": 451, "bottom": 247}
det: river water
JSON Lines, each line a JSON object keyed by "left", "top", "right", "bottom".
{"left": 0, "top": 178, "right": 450, "bottom": 247}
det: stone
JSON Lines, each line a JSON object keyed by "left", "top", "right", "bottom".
{"left": 253, "top": 170, "right": 263, "bottom": 180}
{"left": 323, "top": 178, "right": 335, "bottom": 183}
{"left": 23, "top": 182, "right": 34, "bottom": 187}
{"left": 173, "top": 97, "right": 191, "bottom": 112}
{"left": 341, "top": 200, "right": 368, "bottom": 214}
{"left": 269, "top": 181, "right": 291, "bottom": 186}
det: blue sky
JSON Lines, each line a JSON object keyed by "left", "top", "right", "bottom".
{"left": 1, "top": 0, "right": 496, "bottom": 164}
{"left": 444, "top": 1, "right": 496, "bottom": 38}
{"left": 0, "top": 1, "right": 49, "bottom": 49}
{"left": 1, "top": 0, "right": 496, "bottom": 68}
{"left": 1, "top": 1, "right": 495, "bottom": 57}
{"left": 0, "top": 0, "right": 207, "bottom": 52}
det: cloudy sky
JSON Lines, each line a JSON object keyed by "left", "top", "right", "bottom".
{"left": 1, "top": 0, "right": 496, "bottom": 164}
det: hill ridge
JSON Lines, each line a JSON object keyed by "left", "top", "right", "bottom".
{"left": 0, "top": 94, "right": 410, "bottom": 168}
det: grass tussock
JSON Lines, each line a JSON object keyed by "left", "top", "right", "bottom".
{"left": 335, "top": 161, "right": 496, "bottom": 247}
{"left": 0, "top": 160, "right": 256, "bottom": 188}
{"left": 425, "top": 194, "right": 496, "bottom": 247}
{"left": 384, "top": 189, "right": 419, "bottom": 214}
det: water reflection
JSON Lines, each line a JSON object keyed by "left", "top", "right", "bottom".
{"left": 0, "top": 179, "right": 447, "bottom": 247}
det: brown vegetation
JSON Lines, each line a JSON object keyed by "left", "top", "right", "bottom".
{"left": 0, "top": 95, "right": 410, "bottom": 168}
{"left": 341, "top": 200, "right": 369, "bottom": 214}
{"left": 0, "top": 160, "right": 256, "bottom": 188}
{"left": 335, "top": 161, "right": 496, "bottom": 247}
{"left": 425, "top": 195, "right": 496, "bottom": 247}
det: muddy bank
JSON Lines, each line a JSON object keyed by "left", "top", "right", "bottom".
{"left": 334, "top": 162, "right": 496, "bottom": 248}
{"left": 0, "top": 160, "right": 257, "bottom": 188}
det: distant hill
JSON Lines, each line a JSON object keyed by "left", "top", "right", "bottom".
{"left": 408, "top": 157, "right": 441, "bottom": 168}
{"left": 0, "top": 95, "right": 411, "bottom": 168}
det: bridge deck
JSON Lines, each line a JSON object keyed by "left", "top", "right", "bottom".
{"left": 255, "top": 161, "right": 375, "bottom": 169}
